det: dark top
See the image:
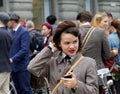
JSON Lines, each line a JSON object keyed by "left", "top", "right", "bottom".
{"left": 0, "top": 27, "right": 12, "bottom": 72}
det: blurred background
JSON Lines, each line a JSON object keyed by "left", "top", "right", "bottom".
{"left": 0, "top": 0, "right": 120, "bottom": 28}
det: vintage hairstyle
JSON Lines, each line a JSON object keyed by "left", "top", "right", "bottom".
{"left": 111, "top": 19, "right": 120, "bottom": 38}
{"left": 92, "top": 12, "right": 108, "bottom": 28}
{"left": 76, "top": 11, "right": 93, "bottom": 22}
{"left": 53, "top": 20, "right": 81, "bottom": 51}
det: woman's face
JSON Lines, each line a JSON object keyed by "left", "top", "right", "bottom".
{"left": 99, "top": 16, "right": 109, "bottom": 29}
{"left": 59, "top": 33, "right": 79, "bottom": 57}
{"left": 42, "top": 25, "right": 51, "bottom": 36}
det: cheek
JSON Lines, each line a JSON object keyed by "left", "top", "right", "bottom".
{"left": 59, "top": 43, "right": 67, "bottom": 50}
{"left": 43, "top": 30, "right": 47, "bottom": 35}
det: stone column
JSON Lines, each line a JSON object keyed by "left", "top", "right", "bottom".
{"left": 9, "top": 0, "right": 33, "bottom": 19}
{"left": 98, "top": 0, "right": 120, "bottom": 18}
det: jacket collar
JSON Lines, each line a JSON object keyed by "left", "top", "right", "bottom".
{"left": 56, "top": 51, "right": 82, "bottom": 65}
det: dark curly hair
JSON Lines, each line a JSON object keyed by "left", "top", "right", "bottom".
{"left": 111, "top": 19, "right": 120, "bottom": 38}
{"left": 53, "top": 20, "right": 81, "bottom": 51}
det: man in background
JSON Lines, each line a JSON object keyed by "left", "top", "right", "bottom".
{"left": 76, "top": 11, "right": 111, "bottom": 94}
{"left": 0, "top": 12, "right": 12, "bottom": 94}
{"left": 8, "top": 13, "right": 33, "bottom": 94}
{"left": 46, "top": 15, "right": 57, "bottom": 34}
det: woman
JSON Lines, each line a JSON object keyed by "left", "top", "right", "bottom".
{"left": 92, "top": 12, "right": 109, "bottom": 35}
{"left": 109, "top": 19, "right": 120, "bottom": 94}
{"left": 92, "top": 12, "right": 118, "bottom": 94}
{"left": 42, "top": 22, "right": 53, "bottom": 46}
{"left": 27, "top": 20, "right": 98, "bottom": 94}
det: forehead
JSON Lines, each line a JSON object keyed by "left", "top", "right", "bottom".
{"left": 42, "top": 25, "right": 48, "bottom": 29}
{"left": 60, "top": 33, "right": 78, "bottom": 41}
{"left": 102, "top": 16, "right": 108, "bottom": 21}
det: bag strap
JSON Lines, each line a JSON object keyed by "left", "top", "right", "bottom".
{"left": 51, "top": 56, "right": 84, "bottom": 94}
{"left": 81, "top": 26, "right": 96, "bottom": 52}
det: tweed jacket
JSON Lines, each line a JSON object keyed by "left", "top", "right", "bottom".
{"left": 10, "top": 25, "right": 30, "bottom": 72}
{"left": 28, "top": 47, "right": 99, "bottom": 94}
{"left": 0, "top": 27, "right": 12, "bottom": 72}
{"left": 79, "top": 25, "right": 111, "bottom": 69}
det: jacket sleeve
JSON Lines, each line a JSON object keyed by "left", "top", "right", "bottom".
{"left": 101, "top": 30, "right": 111, "bottom": 60}
{"left": 27, "top": 47, "right": 53, "bottom": 77}
{"left": 12, "top": 31, "right": 30, "bottom": 62}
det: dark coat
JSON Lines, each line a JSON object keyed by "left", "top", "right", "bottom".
{"left": 0, "top": 27, "right": 12, "bottom": 72}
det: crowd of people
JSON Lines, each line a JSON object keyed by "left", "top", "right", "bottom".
{"left": 0, "top": 10, "right": 120, "bottom": 94}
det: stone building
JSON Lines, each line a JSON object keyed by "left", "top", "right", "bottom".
{"left": 0, "top": 0, "right": 33, "bottom": 19}
{"left": 0, "top": 0, "right": 120, "bottom": 28}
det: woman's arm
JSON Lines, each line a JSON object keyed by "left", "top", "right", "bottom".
{"left": 27, "top": 47, "right": 53, "bottom": 77}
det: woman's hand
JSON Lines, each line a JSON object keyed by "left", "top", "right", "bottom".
{"left": 112, "top": 48, "right": 118, "bottom": 56}
{"left": 61, "top": 72, "right": 77, "bottom": 89}
{"left": 49, "top": 42, "right": 58, "bottom": 52}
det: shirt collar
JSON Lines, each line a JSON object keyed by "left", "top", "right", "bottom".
{"left": 13, "top": 24, "right": 21, "bottom": 31}
{"left": 62, "top": 52, "right": 66, "bottom": 58}
{"left": 0, "top": 25, "right": 5, "bottom": 27}
{"left": 79, "top": 22, "right": 91, "bottom": 26}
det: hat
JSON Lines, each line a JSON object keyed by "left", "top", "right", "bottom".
{"left": 8, "top": 13, "right": 20, "bottom": 21}
{"left": 0, "top": 12, "right": 10, "bottom": 25}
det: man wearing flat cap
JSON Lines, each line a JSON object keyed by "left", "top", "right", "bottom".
{"left": 0, "top": 12, "right": 12, "bottom": 94}
{"left": 8, "top": 13, "right": 33, "bottom": 94}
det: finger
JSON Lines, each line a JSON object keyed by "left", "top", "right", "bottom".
{"left": 61, "top": 77, "right": 71, "bottom": 81}
{"left": 68, "top": 72, "right": 76, "bottom": 78}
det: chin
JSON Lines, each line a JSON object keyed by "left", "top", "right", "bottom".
{"left": 69, "top": 53, "right": 76, "bottom": 57}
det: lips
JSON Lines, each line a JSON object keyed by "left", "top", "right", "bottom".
{"left": 68, "top": 49, "right": 75, "bottom": 54}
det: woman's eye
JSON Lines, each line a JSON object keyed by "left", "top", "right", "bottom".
{"left": 73, "top": 40, "right": 77, "bottom": 44}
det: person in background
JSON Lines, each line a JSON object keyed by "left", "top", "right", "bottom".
{"left": 92, "top": 12, "right": 118, "bottom": 94}
{"left": 92, "top": 12, "right": 118, "bottom": 57}
{"left": 46, "top": 15, "right": 57, "bottom": 34}
{"left": 26, "top": 20, "right": 44, "bottom": 56}
{"left": 27, "top": 20, "right": 99, "bottom": 94}
{"left": 0, "top": 12, "right": 12, "bottom": 94}
{"left": 8, "top": 13, "right": 33, "bottom": 94}
{"left": 76, "top": 11, "right": 111, "bottom": 70}
{"left": 42, "top": 22, "right": 53, "bottom": 46}
{"left": 19, "top": 18, "right": 27, "bottom": 28}
{"left": 76, "top": 11, "right": 111, "bottom": 94}
{"left": 108, "top": 19, "right": 120, "bottom": 94}
{"left": 106, "top": 12, "right": 114, "bottom": 34}
{"left": 92, "top": 12, "right": 109, "bottom": 35}
{"left": 106, "top": 12, "right": 113, "bottom": 25}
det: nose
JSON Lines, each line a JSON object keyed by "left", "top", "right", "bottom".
{"left": 69, "top": 44, "right": 75, "bottom": 48}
